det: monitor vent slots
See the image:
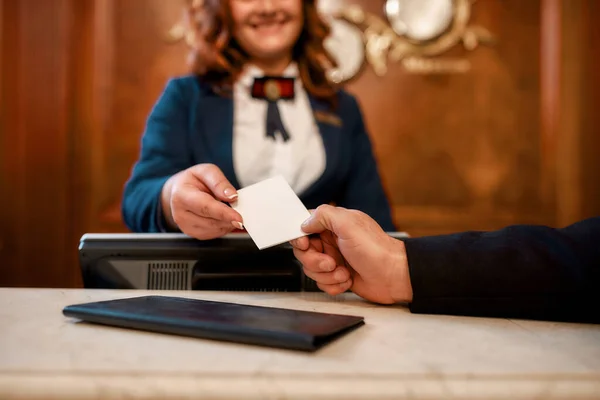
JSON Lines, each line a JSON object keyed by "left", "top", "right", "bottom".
{"left": 148, "top": 262, "right": 190, "bottom": 290}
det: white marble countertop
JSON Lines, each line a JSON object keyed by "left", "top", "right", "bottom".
{"left": 0, "top": 288, "right": 599, "bottom": 399}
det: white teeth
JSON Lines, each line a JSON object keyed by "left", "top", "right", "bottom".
{"left": 251, "top": 21, "right": 286, "bottom": 30}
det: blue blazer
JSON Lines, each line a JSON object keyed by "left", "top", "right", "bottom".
{"left": 122, "top": 76, "right": 395, "bottom": 232}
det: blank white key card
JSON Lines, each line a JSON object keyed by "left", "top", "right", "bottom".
{"left": 231, "top": 175, "right": 311, "bottom": 250}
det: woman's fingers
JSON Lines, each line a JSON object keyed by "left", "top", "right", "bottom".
{"left": 175, "top": 188, "right": 243, "bottom": 228}
{"left": 176, "top": 210, "right": 236, "bottom": 240}
{"left": 189, "top": 164, "right": 238, "bottom": 202}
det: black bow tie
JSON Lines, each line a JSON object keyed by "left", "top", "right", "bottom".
{"left": 251, "top": 77, "right": 295, "bottom": 142}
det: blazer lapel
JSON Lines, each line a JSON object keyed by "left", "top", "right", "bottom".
{"left": 197, "top": 91, "right": 241, "bottom": 189}
{"left": 301, "top": 96, "right": 343, "bottom": 199}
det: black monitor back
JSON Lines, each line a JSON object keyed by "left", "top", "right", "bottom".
{"left": 78, "top": 233, "right": 315, "bottom": 291}
{"left": 79, "top": 232, "right": 409, "bottom": 292}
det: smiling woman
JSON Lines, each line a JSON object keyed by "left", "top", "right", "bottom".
{"left": 121, "top": 0, "right": 396, "bottom": 241}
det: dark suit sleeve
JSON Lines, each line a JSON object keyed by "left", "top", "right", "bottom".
{"left": 336, "top": 96, "right": 396, "bottom": 231}
{"left": 403, "top": 217, "right": 600, "bottom": 323}
{"left": 121, "top": 79, "right": 193, "bottom": 232}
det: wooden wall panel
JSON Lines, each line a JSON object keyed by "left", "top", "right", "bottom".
{"left": 539, "top": 0, "right": 561, "bottom": 217}
{"left": 92, "top": 0, "right": 189, "bottom": 231}
{"left": 345, "top": 0, "right": 546, "bottom": 235}
{"left": 540, "top": 0, "right": 600, "bottom": 227}
{"left": 0, "top": 0, "right": 7, "bottom": 267}
{"left": 554, "top": 0, "right": 584, "bottom": 227}
{"left": 71, "top": 0, "right": 115, "bottom": 235}
{"left": 581, "top": 0, "right": 600, "bottom": 219}
{"left": 0, "top": 0, "right": 76, "bottom": 286}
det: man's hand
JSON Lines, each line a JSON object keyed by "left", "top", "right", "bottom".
{"left": 161, "top": 164, "right": 244, "bottom": 240}
{"left": 291, "top": 205, "right": 413, "bottom": 304}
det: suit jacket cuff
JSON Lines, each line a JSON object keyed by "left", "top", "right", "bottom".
{"left": 402, "top": 235, "right": 472, "bottom": 315}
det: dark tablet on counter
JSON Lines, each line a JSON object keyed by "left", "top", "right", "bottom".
{"left": 63, "top": 295, "right": 364, "bottom": 352}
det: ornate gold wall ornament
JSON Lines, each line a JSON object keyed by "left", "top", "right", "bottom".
{"left": 386, "top": 0, "right": 455, "bottom": 41}
{"left": 337, "top": 0, "right": 495, "bottom": 76}
{"left": 321, "top": 14, "right": 366, "bottom": 84}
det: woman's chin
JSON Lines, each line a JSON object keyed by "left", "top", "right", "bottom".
{"left": 247, "top": 45, "right": 295, "bottom": 63}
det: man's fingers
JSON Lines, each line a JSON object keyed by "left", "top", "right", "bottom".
{"left": 290, "top": 237, "right": 309, "bottom": 250}
{"left": 190, "top": 164, "right": 238, "bottom": 202}
{"left": 309, "top": 236, "right": 324, "bottom": 253}
{"left": 303, "top": 265, "right": 350, "bottom": 285}
{"left": 301, "top": 205, "right": 347, "bottom": 235}
{"left": 293, "top": 248, "right": 336, "bottom": 273}
{"left": 290, "top": 235, "right": 325, "bottom": 252}
{"left": 317, "top": 280, "right": 352, "bottom": 296}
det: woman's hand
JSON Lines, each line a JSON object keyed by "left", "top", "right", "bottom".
{"left": 161, "top": 164, "right": 244, "bottom": 240}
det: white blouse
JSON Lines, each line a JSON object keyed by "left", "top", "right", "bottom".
{"left": 232, "top": 63, "right": 326, "bottom": 194}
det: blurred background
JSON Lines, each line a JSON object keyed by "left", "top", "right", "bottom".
{"left": 0, "top": 0, "right": 598, "bottom": 288}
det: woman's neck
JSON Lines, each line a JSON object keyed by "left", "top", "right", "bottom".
{"left": 250, "top": 55, "right": 293, "bottom": 75}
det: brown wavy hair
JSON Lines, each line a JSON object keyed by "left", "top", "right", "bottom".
{"left": 184, "top": 0, "right": 338, "bottom": 107}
